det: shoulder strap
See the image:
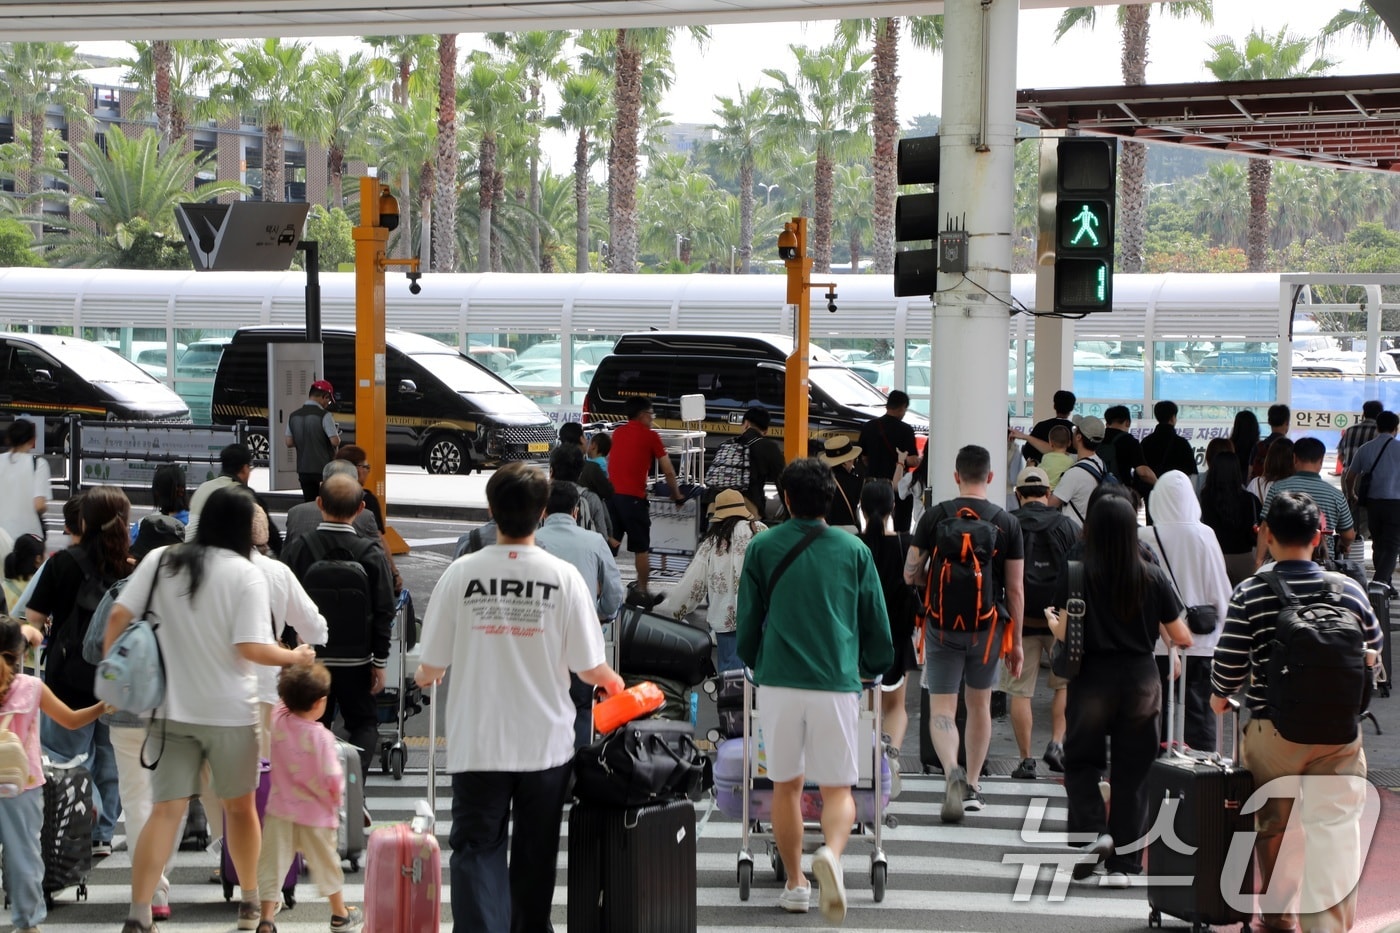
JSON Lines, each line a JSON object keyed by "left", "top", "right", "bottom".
{"left": 1067, "top": 560, "right": 1085, "bottom": 610}
{"left": 834, "top": 478, "right": 856, "bottom": 525}
{"left": 68, "top": 545, "right": 97, "bottom": 584}
{"left": 1071, "top": 459, "right": 1104, "bottom": 482}
{"left": 1258, "top": 569, "right": 1301, "bottom": 608}
{"left": 768, "top": 524, "right": 826, "bottom": 595}
{"left": 1152, "top": 528, "right": 1182, "bottom": 595}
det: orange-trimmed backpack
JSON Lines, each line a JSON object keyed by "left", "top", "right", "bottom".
{"left": 922, "top": 505, "right": 1002, "bottom": 645}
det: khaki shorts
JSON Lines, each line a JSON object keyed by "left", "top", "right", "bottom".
{"left": 148, "top": 719, "right": 260, "bottom": 804}
{"left": 999, "top": 633, "right": 1068, "bottom": 698}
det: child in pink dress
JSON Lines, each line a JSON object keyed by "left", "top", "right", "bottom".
{"left": 0, "top": 616, "right": 105, "bottom": 933}
{"left": 254, "top": 663, "right": 362, "bottom": 933}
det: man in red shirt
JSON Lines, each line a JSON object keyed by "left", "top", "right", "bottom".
{"left": 608, "top": 396, "right": 684, "bottom": 603}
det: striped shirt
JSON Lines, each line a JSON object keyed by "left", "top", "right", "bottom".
{"left": 1210, "top": 560, "right": 1382, "bottom": 716}
{"left": 1260, "top": 471, "right": 1354, "bottom": 551}
{"left": 1337, "top": 418, "right": 1379, "bottom": 470}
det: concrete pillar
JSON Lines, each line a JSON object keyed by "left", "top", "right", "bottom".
{"left": 930, "top": 0, "right": 1019, "bottom": 500}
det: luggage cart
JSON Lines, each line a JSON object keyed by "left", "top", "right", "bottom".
{"left": 377, "top": 589, "right": 425, "bottom": 780}
{"left": 733, "top": 672, "right": 894, "bottom": 903}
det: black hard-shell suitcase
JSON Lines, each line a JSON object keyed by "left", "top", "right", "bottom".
{"left": 567, "top": 799, "right": 697, "bottom": 933}
{"left": 919, "top": 682, "right": 995, "bottom": 774}
{"left": 1146, "top": 652, "right": 1255, "bottom": 932}
{"left": 1368, "top": 581, "right": 1392, "bottom": 698}
{"left": 41, "top": 760, "right": 95, "bottom": 906}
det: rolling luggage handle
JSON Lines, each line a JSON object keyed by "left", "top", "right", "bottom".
{"left": 410, "top": 683, "right": 436, "bottom": 836}
{"left": 1165, "top": 645, "right": 1242, "bottom": 766}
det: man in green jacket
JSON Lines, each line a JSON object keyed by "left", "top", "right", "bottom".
{"left": 736, "top": 458, "right": 894, "bottom": 923}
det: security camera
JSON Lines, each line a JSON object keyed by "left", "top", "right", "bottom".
{"left": 777, "top": 227, "right": 799, "bottom": 261}
{"left": 826, "top": 289, "right": 838, "bottom": 313}
{"left": 379, "top": 189, "right": 400, "bottom": 232}
{"left": 406, "top": 270, "right": 422, "bottom": 295}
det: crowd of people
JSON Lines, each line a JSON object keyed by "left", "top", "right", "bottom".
{"left": 0, "top": 386, "right": 1386, "bottom": 933}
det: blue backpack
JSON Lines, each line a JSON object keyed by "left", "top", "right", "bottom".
{"left": 94, "top": 556, "right": 166, "bottom": 715}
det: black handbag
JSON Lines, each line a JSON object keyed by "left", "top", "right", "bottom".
{"left": 1152, "top": 528, "right": 1220, "bottom": 636}
{"left": 1050, "top": 561, "right": 1085, "bottom": 679}
{"left": 573, "top": 719, "right": 710, "bottom": 808}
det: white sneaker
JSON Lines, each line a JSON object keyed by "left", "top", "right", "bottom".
{"left": 811, "top": 845, "right": 847, "bottom": 924}
{"left": 1103, "top": 871, "right": 1130, "bottom": 889}
{"left": 777, "top": 884, "right": 810, "bottom": 913}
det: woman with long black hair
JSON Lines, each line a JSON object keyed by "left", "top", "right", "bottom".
{"left": 1052, "top": 495, "right": 1192, "bottom": 886}
{"left": 1199, "top": 451, "right": 1261, "bottom": 586}
{"left": 858, "top": 482, "right": 917, "bottom": 753}
{"left": 105, "top": 485, "right": 313, "bottom": 933}
{"left": 27, "top": 485, "right": 133, "bottom": 858}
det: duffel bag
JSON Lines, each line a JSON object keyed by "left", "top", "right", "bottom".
{"left": 618, "top": 606, "right": 715, "bottom": 686}
{"left": 573, "top": 719, "right": 710, "bottom": 808}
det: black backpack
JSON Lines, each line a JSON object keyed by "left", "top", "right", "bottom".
{"left": 300, "top": 533, "right": 376, "bottom": 657}
{"left": 1015, "top": 506, "right": 1075, "bottom": 619}
{"left": 922, "top": 504, "right": 1001, "bottom": 634}
{"left": 43, "top": 546, "right": 110, "bottom": 695}
{"left": 1098, "top": 433, "right": 1124, "bottom": 483}
{"left": 1259, "top": 571, "right": 1371, "bottom": 745}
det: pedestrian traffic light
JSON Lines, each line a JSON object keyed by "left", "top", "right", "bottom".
{"left": 893, "top": 135, "right": 939, "bottom": 298}
{"left": 1054, "top": 138, "right": 1116, "bottom": 312}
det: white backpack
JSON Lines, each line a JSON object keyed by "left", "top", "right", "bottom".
{"left": 0, "top": 712, "right": 30, "bottom": 796}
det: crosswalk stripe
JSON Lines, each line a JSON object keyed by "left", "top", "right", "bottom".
{"left": 34, "top": 773, "right": 1153, "bottom": 933}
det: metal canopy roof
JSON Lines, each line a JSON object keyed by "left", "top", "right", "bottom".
{"left": 1017, "top": 73, "right": 1400, "bottom": 173}
{"left": 0, "top": 0, "right": 1140, "bottom": 40}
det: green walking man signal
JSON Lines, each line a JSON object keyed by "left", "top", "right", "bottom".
{"left": 1069, "top": 204, "right": 1100, "bottom": 247}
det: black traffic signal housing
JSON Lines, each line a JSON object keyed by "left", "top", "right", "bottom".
{"left": 1054, "top": 138, "right": 1116, "bottom": 313}
{"left": 893, "top": 135, "right": 939, "bottom": 298}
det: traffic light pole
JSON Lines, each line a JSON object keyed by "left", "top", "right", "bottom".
{"left": 1034, "top": 134, "right": 1074, "bottom": 422}
{"left": 782, "top": 217, "right": 813, "bottom": 464}
{"left": 354, "top": 176, "right": 418, "bottom": 555}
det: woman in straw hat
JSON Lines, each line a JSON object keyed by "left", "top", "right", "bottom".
{"left": 819, "top": 436, "right": 865, "bottom": 534}
{"left": 655, "top": 489, "right": 767, "bottom": 673}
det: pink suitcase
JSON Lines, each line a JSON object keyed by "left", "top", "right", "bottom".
{"left": 363, "top": 684, "right": 441, "bottom": 933}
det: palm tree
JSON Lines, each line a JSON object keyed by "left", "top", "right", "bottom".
{"left": 836, "top": 16, "right": 943, "bottom": 274}
{"left": 433, "top": 34, "right": 460, "bottom": 272}
{"left": 300, "top": 52, "right": 386, "bottom": 209}
{"left": 765, "top": 42, "right": 873, "bottom": 274}
{"left": 215, "top": 39, "right": 319, "bottom": 203}
{"left": 536, "top": 170, "right": 576, "bottom": 273}
{"left": 363, "top": 34, "right": 438, "bottom": 259}
{"left": 705, "top": 86, "right": 778, "bottom": 275}
{"left": 589, "top": 26, "right": 708, "bottom": 273}
{"left": 832, "top": 162, "right": 874, "bottom": 271}
{"left": 1055, "top": 2, "right": 1213, "bottom": 273}
{"left": 640, "top": 164, "right": 732, "bottom": 269}
{"left": 1204, "top": 28, "right": 1333, "bottom": 271}
{"left": 1319, "top": 6, "right": 1393, "bottom": 50}
{"left": 460, "top": 53, "right": 527, "bottom": 273}
{"left": 487, "top": 31, "right": 570, "bottom": 269}
{"left": 122, "top": 40, "right": 226, "bottom": 152}
{"left": 369, "top": 96, "right": 438, "bottom": 263}
{"left": 547, "top": 73, "right": 611, "bottom": 273}
{"left": 50, "top": 129, "right": 246, "bottom": 267}
{"left": 1188, "top": 161, "right": 1248, "bottom": 248}
{"left": 0, "top": 42, "right": 89, "bottom": 235}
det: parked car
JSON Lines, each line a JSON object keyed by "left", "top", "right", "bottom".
{"left": 99, "top": 340, "right": 187, "bottom": 381}
{"left": 212, "top": 327, "right": 556, "bottom": 473}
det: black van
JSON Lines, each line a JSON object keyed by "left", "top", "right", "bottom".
{"left": 0, "top": 333, "right": 191, "bottom": 449}
{"left": 212, "top": 327, "right": 556, "bottom": 473}
{"left": 582, "top": 332, "right": 927, "bottom": 450}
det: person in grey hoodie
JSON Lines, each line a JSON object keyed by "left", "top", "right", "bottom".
{"left": 1142, "top": 470, "right": 1233, "bottom": 751}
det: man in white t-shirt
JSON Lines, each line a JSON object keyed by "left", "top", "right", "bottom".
{"left": 415, "top": 463, "right": 623, "bottom": 933}
{"left": 0, "top": 418, "right": 50, "bottom": 549}
{"left": 1047, "top": 415, "right": 1108, "bottom": 527}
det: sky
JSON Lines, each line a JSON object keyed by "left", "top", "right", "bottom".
{"left": 75, "top": 1, "right": 1400, "bottom": 174}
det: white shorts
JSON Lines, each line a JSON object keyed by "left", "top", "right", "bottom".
{"left": 756, "top": 685, "right": 860, "bottom": 786}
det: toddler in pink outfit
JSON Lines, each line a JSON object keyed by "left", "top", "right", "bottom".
{"left": 255, "top": 663, "right": 362, "bottom": 933}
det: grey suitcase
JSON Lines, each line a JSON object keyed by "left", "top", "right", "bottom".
{"left": 337, "top": 740, "right": 366, "bottom": 872}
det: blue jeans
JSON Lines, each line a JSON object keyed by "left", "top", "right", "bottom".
{"left": 41, "top": 718, "right": 121, "bottom": 843}
{"left": 0, "top": 787, "right": 46, "bottom": 927}
{"left": 715, "top": 631, "right": 741, "bottom": 674}
{"left": 449, "top": 763, "right": 572, "bottom": 933}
